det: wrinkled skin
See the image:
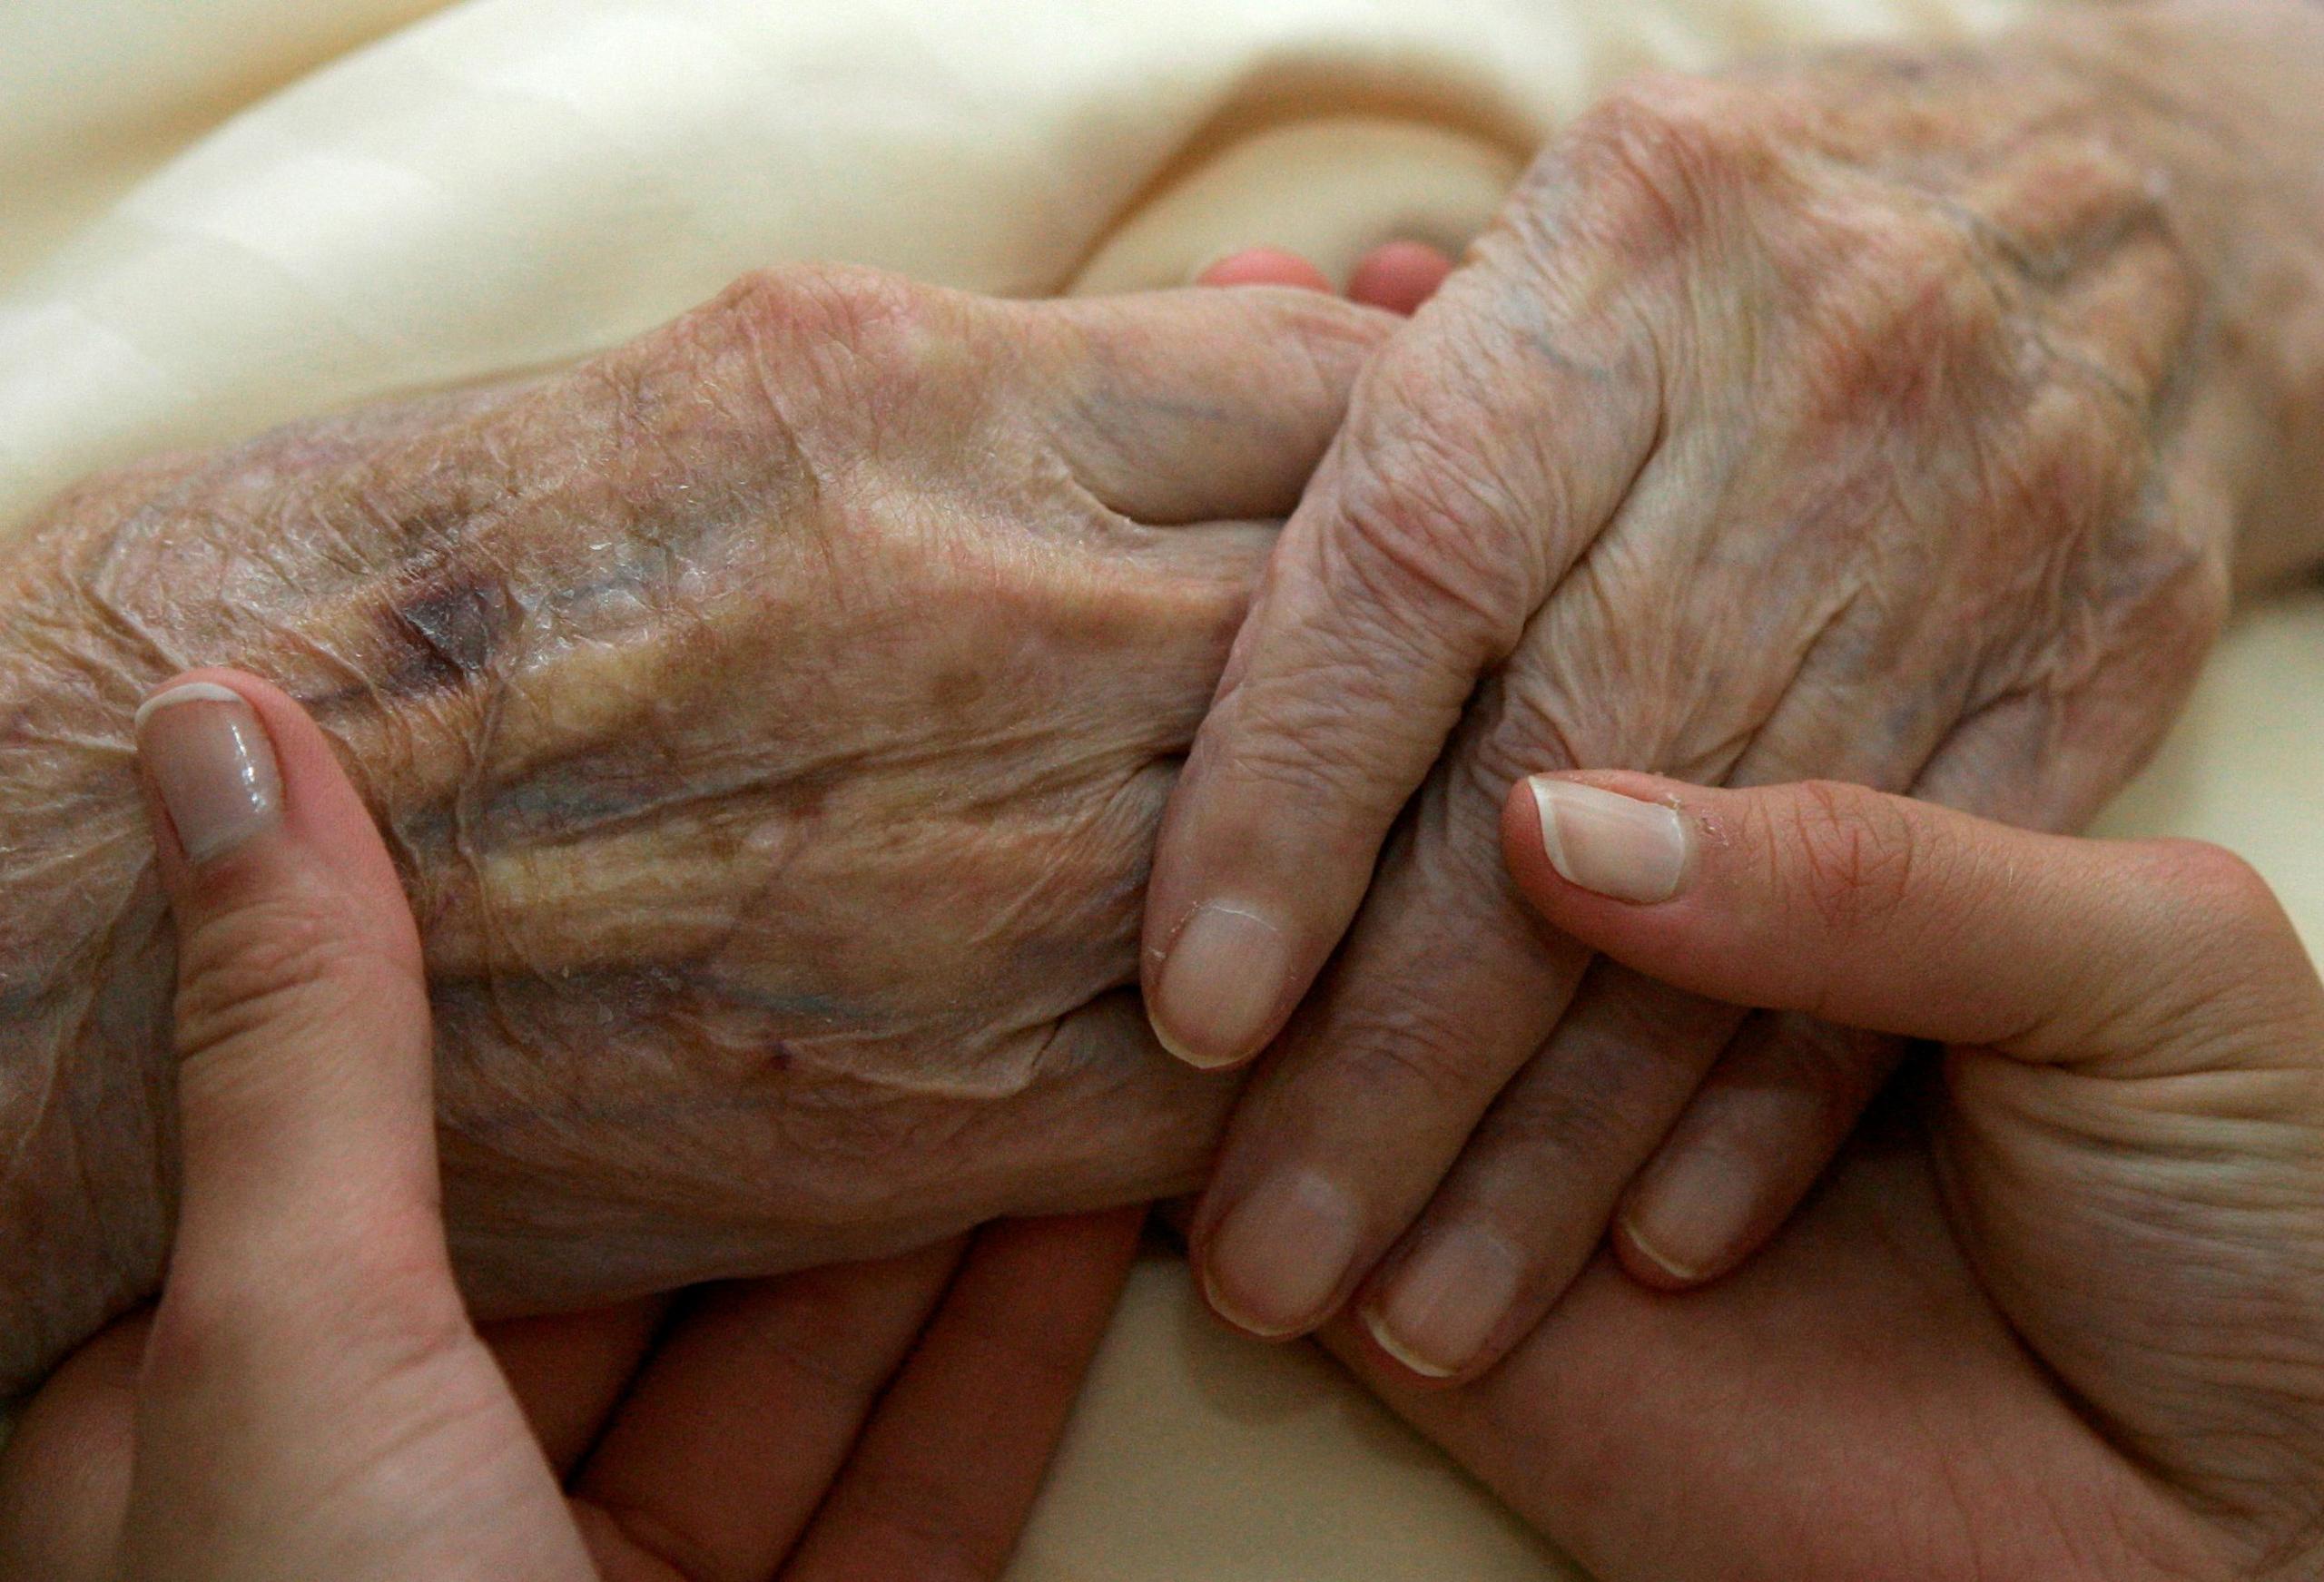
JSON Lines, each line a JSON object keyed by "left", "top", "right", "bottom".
{"left": 0, "top": 265, "right": 1395, "bottom": 1394}
{"left": 1150, "top": 0, "right": 2324, "bottom": 1375}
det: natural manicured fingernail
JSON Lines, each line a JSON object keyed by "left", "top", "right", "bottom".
{"left": 1362, "top": 1224, "right": 1523, "bottom": 1379}
{"left": 1620, "top": 1146, "right": 1754, "bottom": 1285}
{"left": 1203, "top": 1169, "right": 1362, "bottom": 1338}
{"left": 135, "top": 683, "right": 282, "bottom": 864}
{"left": 1150, "top": 902, "right": 1288, "bottom": 1068}
{"left": 1530, "top": 778, "right": 1689, "bottom": 903}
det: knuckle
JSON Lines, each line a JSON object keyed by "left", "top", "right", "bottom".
{"left": 1327, "top": 1001, "right": 1504, "bottom": 1118}
{"left": 715, "top": 262, "right": 931, "bottom": 354}
{"left": 1558, "top": 72, "right": 1777, "bottom": 250}
{"left": 1790, "top": 211, "right": 2004, "bottom": 425}
{"left": 2118, "top": 840, "right": 2309, "bottom": 1036}
{"left": 1768, "top": 780, "right": 1922, "bottom": 932}
{"left": 1324, "top": 437, "right": 1532, "bottom": 657}
{"left": 1210, "top": 681, "right": 1403, "bottom": 806}
{"left": 172, "top": 889, "right": 395, "bottom": 1060}
{"left": 2142, "top": 840, "right": 2292, "bottom": 952}
{"left": 702, "top": 263, "right": 956, "bottom": 408}
{"left": 1258, "top": 288, "right": 1400, "bottom": 383}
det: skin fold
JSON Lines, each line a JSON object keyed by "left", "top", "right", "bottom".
{"left": 0, "top": 266, "right": 1400, "bottom": 1396}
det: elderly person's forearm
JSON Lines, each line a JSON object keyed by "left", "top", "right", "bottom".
{"left": 2024, "top": 0, "right": 2324, "bottom": 590}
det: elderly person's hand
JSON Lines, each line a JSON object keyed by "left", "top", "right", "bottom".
{"left": 0, "top": 671, "right": 1140, "bottom": 1582}
{"left": 1146, "top": 0, "right": 2324, "bottom": 1375}
{"left": 1330, "top": 771, "right": 2324, "bottom": 1581}
{"left": 0, "top": 265, "right": 1392, "bottom": 1393}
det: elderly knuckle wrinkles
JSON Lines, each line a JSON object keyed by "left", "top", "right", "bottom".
{"left": 718, "top": 262, "right": 926, "bottom": 350}
{"left": 1328, "top": 459, "right": 1529, "bottom": 659}
{"left": 1334, "top": 1006, "right": 1499, "bottom": 1115}
{"left": 1492, "top": 1081, "right": 1641, "bottom": 1178}
{"left": 1273, "top": 291, "right": 1400, "bottom": 384}
{"left": 1561, "top": 74, "right": 1777, "bottom": 255}
{"left": 1216, "top": 685, "right": 1403, "bottom": 808}
{"left": 703, "top": 263, "right": 955, "bottom": 421}
{"left": 1793, "top": 215, "right": 2004, "bottom": 429}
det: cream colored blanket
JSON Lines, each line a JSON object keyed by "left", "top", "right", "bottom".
{"left": 4, "top": 2, "right": 2316, "bottom": 1576}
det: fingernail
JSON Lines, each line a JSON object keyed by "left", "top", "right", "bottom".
{"left": 1151, "top": 902, "right": 1289, "bottom": 1068}
{"left": 1362, "top": 1224, "right": 1523, "bottom": 1379}
{"left": 1529, "top": 778, "right": 1689, "bottom": 903}
{"left": 135, "top": 683, "right": 282, "bottom": 864}
{"left": 1203, "top": 1170, "right": 1363, "bottom": 1338}
{"left": 1620, "top": 1148, "right": 1752, "bottom": 1284}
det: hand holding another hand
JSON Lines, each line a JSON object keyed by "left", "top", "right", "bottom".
{"left": 1334, "top": 769, "right": 2324, "bottom": 1582}
{"left": 0, "top": 267, "right": 1398, "bottom": 1389}
{"left": 0, "top": 673, "right": 1138, "bottom": 1582}
{"left": 1152, "top": 0, "right": 2324, "bottom": 1380}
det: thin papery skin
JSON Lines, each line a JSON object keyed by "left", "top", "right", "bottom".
{"left": 0, "top": 265, "right": 1392, "bottom": 1395}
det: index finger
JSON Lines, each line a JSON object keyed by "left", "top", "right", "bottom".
{"left": 1139, "top": 241, "right": 1660, "bottom": 1069}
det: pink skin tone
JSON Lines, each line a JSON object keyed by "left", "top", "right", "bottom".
{"left": 1196, "top": 241, "right": 1455, "bottom": 312}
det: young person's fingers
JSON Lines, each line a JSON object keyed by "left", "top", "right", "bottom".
{"left": 570, "top": 1242, "right": 965, "bottom": 1582}
{"left": 1194, "top": 248, "right": 1335, "bottom": 292}
{"left": 1502, "top": 771, "right": 2316, "bottom": 1068}
{"left": 122, "top": 672, "right": 590, "bottom": 1582}
{"left": 0, "top": 1315, "right": 149, "bottom": 1582}
{"left": 1348, "top": 241, "right": 1454, "bottom": 313}
{"left": 1612, "top": 1017, "right": 1902, "bottom": 1289}
{"left": 483, "top": 1298, "right": 671, "bottom": 1478}
{"left": 781, "top": 1208, "right": 1145, "bottom": 1582}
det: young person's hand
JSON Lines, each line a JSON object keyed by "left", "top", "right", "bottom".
{"left": 1331, "top": 770, "right": 2324, "bottom": 1581}
{"left": 0, "top": 671, "right": 1141, "bottom": 1582}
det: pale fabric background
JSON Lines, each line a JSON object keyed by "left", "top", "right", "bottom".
{"left": 2, "top": 2, "right": 2314, "bottom": 1577}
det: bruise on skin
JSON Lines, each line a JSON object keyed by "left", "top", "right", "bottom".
{"left": 382, "top": 570, "right": 519, "bottom": 695}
